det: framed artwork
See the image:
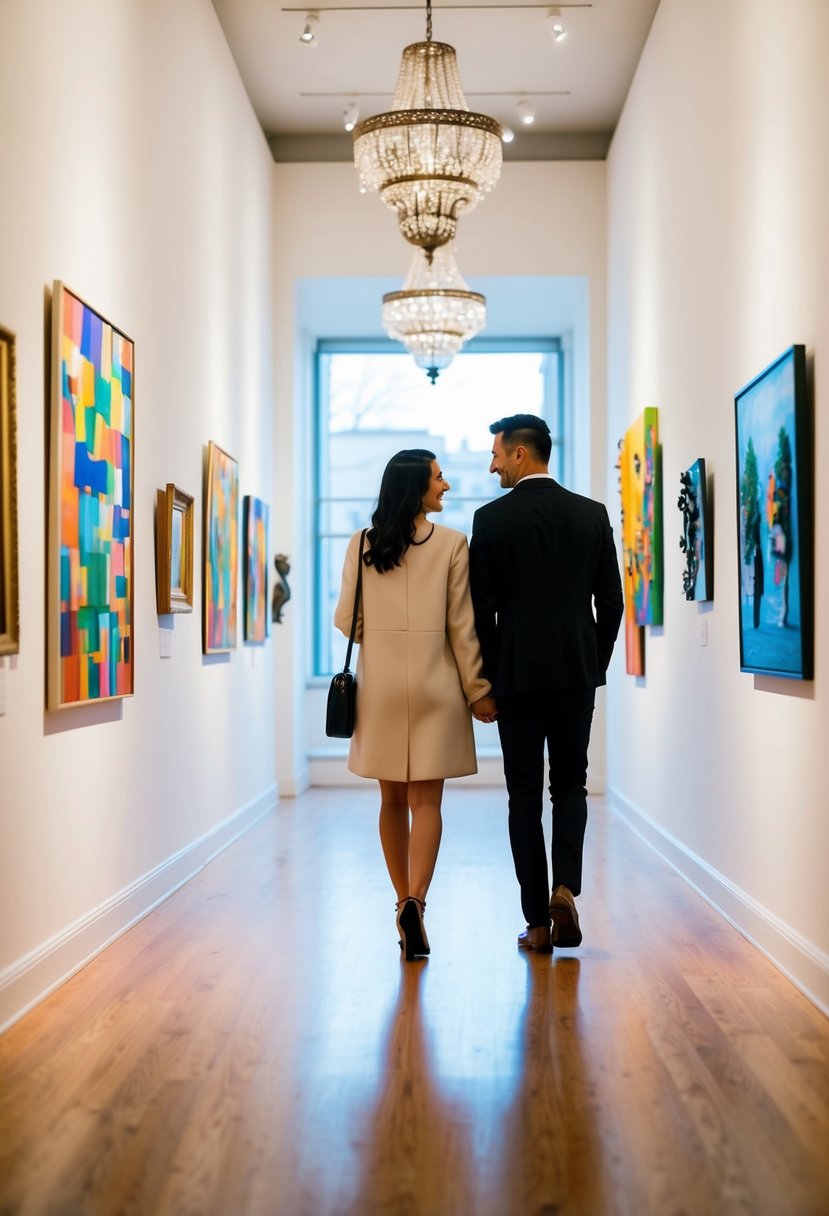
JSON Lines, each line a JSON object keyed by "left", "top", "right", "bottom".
{"left": 735, "top": 345, "right": 812, "bottom": 679}
{"left": 0, "top": 325, "right": 19, "bottom": 656}
{"left": 243, "top": 495, "right": 269, "bottom": 643}
{"left": 204, "top": 441, "right": 238, "bottom": 653}
{"left": 48, "top": 283, "right": 134, "bottom": 708}
{"left": 617, "top": 408, "right": 662, "bottom": 675}
{"left": 678, "top": 458, "right": 712, "bottom": 602}
{"left": 156, "top": 484, "right": 194, "bottom": 614}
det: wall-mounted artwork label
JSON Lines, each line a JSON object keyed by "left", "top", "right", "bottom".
{"left": 735, "top": 345, "right": 812, "bottom": 679}
{"left": 243, "top": 495, "right": 269, "bottom": 643}
{"left": 204, "top": 441, "right": 238, "bottom": 653}
{"left": 49, "top": 284, "right": 134, "bottom": 707}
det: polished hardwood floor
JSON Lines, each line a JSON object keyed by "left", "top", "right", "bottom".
{"left": 1, "top": 789, "right": 828, "bottom": 1216}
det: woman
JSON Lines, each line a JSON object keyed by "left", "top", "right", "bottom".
{"left": 334, "top": 450, "right": 497, "bottom": 960}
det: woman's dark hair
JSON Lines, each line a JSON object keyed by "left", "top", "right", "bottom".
{"left": 365, "top": 449, "right": 435, "bottom": 574}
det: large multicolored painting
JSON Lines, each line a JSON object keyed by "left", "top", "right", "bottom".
{"left": 735, "top": 345, "right": 812, "bottom": 679}
{"left": 618, "top": 408, "right": 663, "bottom": 675}
{"left": 1, "top": 325, "right": 19, "bottom": 657}
{"left": 243, "top": 495, "right": 269, "bottom": 643}
{"left": 49, "top": 284, "right": 134, "bottom": 708}
{"left": 678, "top": 458, "right": 712, "bottom": 602}
{"left": 204, "top": 441, "right": 238, "bottom": 653}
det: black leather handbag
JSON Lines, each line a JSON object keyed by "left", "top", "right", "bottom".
{"left": 325, "top": 530, "right": 367, "bottom": 739}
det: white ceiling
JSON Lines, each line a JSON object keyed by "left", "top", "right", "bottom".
{"left": 210, "top": 0, "right": 661, "bottom": 161}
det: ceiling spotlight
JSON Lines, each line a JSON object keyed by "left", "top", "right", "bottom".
{"left": 516, "top": 100, "right": 536, "bottom": 126}
{"left": 501, "top": 125, "right": 515, "bottom": 144}
{"left": 299, "top": 12, "right": 319, "bottom": 46}
{"left": 547, "top": 7, "right": 567, "bottom": 42}
{"left": 343, "top": 102, "right": 360, "bottom": 132}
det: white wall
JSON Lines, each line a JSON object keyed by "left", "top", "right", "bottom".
{"left": 0, "top": 0, "right": 277, "bottom": 1030}
{"left": 606, "top": 0, "right": 829, "bottom": 1012}
{"left": 271, "top": 161, "right": 609, "bottom": 793}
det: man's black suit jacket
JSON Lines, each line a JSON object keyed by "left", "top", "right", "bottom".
{"left": 469, "top": 477, "right": 624, "bottom": 697}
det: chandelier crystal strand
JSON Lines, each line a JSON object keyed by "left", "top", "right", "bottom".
{"left": 382, "top": 244, "right": 486, "bottom": 384}
{"left": 353, "top": 0, "right": 502, "bottom": 257}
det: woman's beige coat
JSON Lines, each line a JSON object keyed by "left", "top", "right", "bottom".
{"left": 334, "top": 524, "right": 491, "bottom": 781}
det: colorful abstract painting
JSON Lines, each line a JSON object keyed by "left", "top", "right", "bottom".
{"left": 735, "top": 345, "right": 812, "bottom": 679}
{"left": 243, "top": 495, "right": 269, "bottom": 643}
{"left": 620, "top": 407, "right": 663, "bottom": 628}
{"left": 615, "top": 437, "right": 645, "bottom": 675}
{"left": 204, "top": 441, "right": 238, "bottom": 653}
{"left": 49, "top": 284, "right": 133, "bottom": 707}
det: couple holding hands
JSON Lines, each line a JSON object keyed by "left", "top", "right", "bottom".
{"left": 334, "top": 414, "right": 624, "bottom": 961}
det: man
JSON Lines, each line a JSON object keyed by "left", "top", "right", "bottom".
{"left": 469, "top": 415, "right": 624, "bottom": 953}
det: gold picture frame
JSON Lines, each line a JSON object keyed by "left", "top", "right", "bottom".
{"left": 156, "top": 483, "right": 194, "bottom": 614}
{"left": 0, "top": 325, "right": 19, "bottom": 656}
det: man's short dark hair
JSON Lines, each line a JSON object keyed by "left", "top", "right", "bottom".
{"left": 489, "top": 413, "right": 552, "bottom": 464}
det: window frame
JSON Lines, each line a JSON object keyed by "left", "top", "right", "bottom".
{"left": 312, "top": 336, "right": 564, "bottom": 678}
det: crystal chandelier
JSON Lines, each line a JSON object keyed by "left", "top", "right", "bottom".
{"left": 353, "top": 0, "right": 503, "bottom": 258}
{"left": 382, "top": 244, "right": 486, "bottom": 384}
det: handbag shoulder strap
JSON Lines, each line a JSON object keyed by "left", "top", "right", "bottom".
{"left": 343, "top": 529, "right": 367, "bottom": 674}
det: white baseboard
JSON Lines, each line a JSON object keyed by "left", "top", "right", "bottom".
{"left": 277, "top": 763, "right": 311, "bottom": 797}
{"left": 608, "top": 786, "right": 829, "bottom": 1019}
{"left": 0, "top": 785, "right": 278, "bottom": 1035}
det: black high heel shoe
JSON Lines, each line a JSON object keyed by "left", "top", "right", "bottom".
{"left": 396, "top": 897, "right": 430, "bottom": 961}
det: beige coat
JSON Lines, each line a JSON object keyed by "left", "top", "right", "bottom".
{"left": 334, "top": 524, "right": 491, "bottom": 781}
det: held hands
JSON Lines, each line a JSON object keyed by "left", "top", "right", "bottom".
{"left": 471, "top": 694, "right": 497, "bottom": 724}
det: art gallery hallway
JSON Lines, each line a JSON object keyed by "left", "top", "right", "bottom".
{"left": 0, "top": 788, "right": 827, "bottom": 1216}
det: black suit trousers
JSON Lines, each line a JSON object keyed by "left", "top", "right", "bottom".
{"left": 496, "top": 687, "right": 596, "bottom": 928}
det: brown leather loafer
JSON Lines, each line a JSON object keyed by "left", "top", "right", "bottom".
{"left": 517, "top": 925, "right": 553, "bottom": 953}
{"left": 549, "top": 886, "right": 582, "bottom": 947}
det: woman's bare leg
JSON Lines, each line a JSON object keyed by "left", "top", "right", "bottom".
{"left": 407, "top": 779, "right": 444, "bottom": 903}
{"left": 378, "top": 780, "right": 410, "bottom": 903}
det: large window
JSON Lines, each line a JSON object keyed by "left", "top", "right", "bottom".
{"left": 315, "top": 340, "right": 563, "bottom": 676}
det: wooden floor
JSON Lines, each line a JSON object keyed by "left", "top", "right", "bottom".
{"left": 1, "top": 790, "right": 828, "bottom": 1216}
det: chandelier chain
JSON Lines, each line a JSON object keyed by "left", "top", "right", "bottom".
{"left": 426, "top": 0, "right": 432, "bottom": 42}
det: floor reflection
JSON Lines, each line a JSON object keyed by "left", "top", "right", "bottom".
{"left": 340, "top": 947, "right": 611, "bottom": 1216}
{"left": 486, "top": 955, "right": 611, "bottom": 1215}
{"left": 343, "top": 960, "right": 475, "bottom": 1216}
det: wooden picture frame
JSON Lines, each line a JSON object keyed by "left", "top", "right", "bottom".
{"left": 0, "top": 325, "right": 19, "bottom": 656}
{"left": 203, "top": 441, "right": 238, "bottom": 653}
{"left": 156, "top": 484, "right": 194, "bottom": 614}
{"left": 735, "top": 344, "right": 812, "bottom": 679}
{"left": 49, "top": 283, "right": 135, "bottom": 708}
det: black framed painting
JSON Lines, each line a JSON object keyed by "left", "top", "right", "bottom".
{"left": 678, "top": 458, "right": 712, "bottom": 602}
{"left": 734, "top": 345, "right": 812, "bottom": 679}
